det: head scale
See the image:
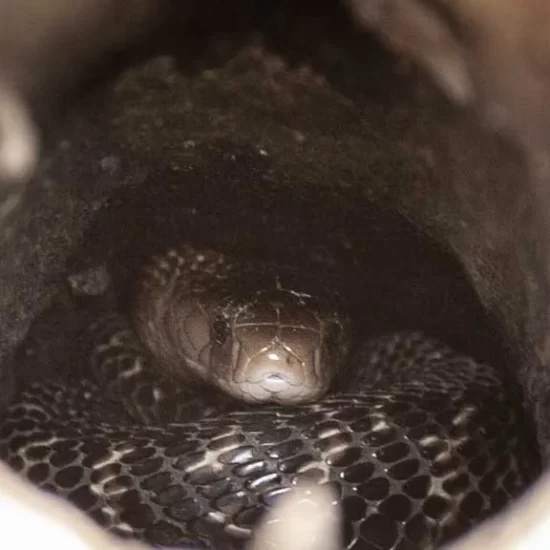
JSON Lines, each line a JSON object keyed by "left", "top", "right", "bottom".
{"left": 134, "top": 247, "right": 351, "bottom": 405}
{"left": 207, "top": 288, "right": 350, "bottom": 404}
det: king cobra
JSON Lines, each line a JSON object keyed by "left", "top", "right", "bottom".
{"left": 0, "top": 242, "right": 540, "bottom": 550}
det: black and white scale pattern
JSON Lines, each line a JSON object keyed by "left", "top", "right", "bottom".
{"left": 0, "top": 329, "right": 540, "bottom": 550}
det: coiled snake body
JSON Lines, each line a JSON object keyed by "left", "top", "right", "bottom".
{"left": 0, "top": 243, "right": 540, "bottom": 550}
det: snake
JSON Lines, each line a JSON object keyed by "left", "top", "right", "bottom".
{"left": 0, "top": 240, "right": 541, "bottom": 550}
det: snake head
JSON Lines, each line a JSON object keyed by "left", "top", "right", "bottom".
{"left": 209, "top": 289, "right": 351, "bottom": 404}
{"left": 134, "top": 247, "right": 352, "bottom": 405}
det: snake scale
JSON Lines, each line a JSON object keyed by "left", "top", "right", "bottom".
{"left": 0, "top": 242, "right": 540, "bottom": 550}
{"left": 0, "top": 191, "right": 541, "bottom": 549}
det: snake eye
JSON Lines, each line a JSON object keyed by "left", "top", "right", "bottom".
{"left": 212, "top": 316, "right": 230, "bottom": 345}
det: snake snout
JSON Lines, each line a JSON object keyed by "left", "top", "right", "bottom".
{"left": 261, "top": 373, "right": 293, "bottom": 391}
{"left": 202, "top": 287, "right": 349, "bottom": 405}
{"left": 246, "top": 350, "right": 305, "bottom": 398}
{"left": 231, "top": 340, "right": 328, "bottom": 404}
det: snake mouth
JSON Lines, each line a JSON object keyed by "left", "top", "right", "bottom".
{"left": 220, "top": 378, "right": 327, "bottom": 404}
{"left": 259, "top": 372, "right": 296, "bottom": 393}
{"left": 221, "top": 341, "right": 329, "bottom": 404}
